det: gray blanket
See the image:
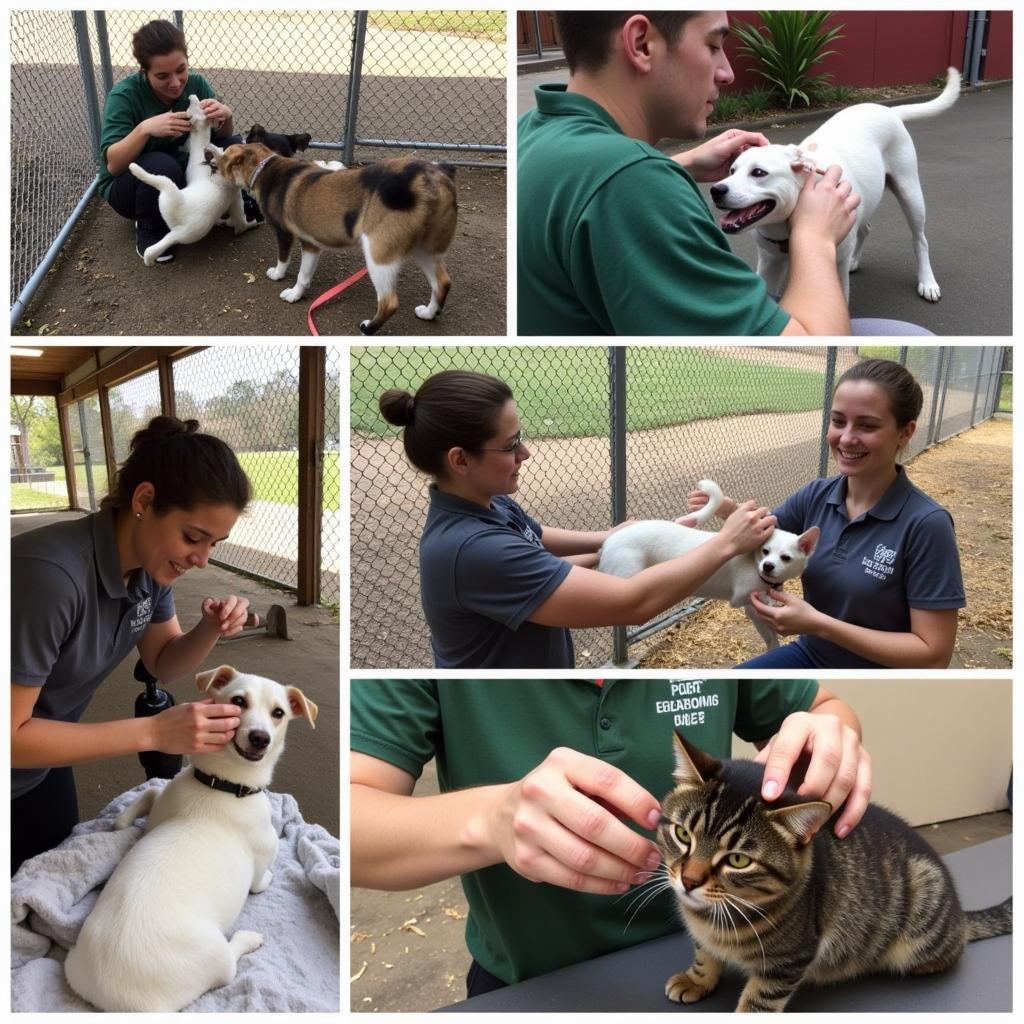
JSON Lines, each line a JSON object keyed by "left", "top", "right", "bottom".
{"left": 11, "top": 779, "right": 340, "bottom": 1012}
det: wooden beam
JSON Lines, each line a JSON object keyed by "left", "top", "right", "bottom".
{"left": 296, "top": 347, "right": 326, "bottom": 606}
{"left": 98, "top": 384, "right": 117, "bottom": 488}
{"left": 57, "top": 401, "right": 80, "bottom": 510}
{"left": 10, "top": 379, "right": 60, "bottom": 396}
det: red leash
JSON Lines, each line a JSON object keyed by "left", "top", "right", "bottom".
{"left": 307, "top": 266, "right": 369, "bottom": 336}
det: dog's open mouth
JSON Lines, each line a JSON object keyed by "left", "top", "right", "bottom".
{"left": 233, "top": 741, "right": 266, "bottom": 762}
{"left": 718, "top": 200, "right": 776, "bottom": 234}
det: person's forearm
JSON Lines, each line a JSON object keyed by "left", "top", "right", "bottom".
{"left": 565, "top": 552, "right": 600, "bottom": 568}
{"left": 12, "top": 716, "right": 152, "bottom": 769}
{"left": 351, "top": 782, "right": 510, "bottom": 890}
{"left": 811, "top": 614, "right": 950, "bottom": 669}
{"left": 541, "top": 526, "right": 609, "bottom": 557}
{"left": 105, "top": 123, "right": 151, "bottom": 176}
{"left": 219, "top": 114, "right": 234, "bottom": 138}
{"left": 779, "top": 234, "right": 850, "bottom": 335}
{"left": 149, "top": 620, "right": 222, "bottom": 682}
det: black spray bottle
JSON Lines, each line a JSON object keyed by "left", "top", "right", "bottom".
{"left": 133, "top": 660, "right": 184, "bottom": 779}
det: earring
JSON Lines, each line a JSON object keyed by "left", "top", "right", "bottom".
{"left": 135, "top": 512, "right": 142, "bottom": 520}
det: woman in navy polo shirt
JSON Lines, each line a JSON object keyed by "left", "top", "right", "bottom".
{"left": 379, "top": 370, "right": 777, "bottom": 669}
{"left": 11, "top": 417, "right": 255, "bottom": 872}
{"left": 694, "top": 358, "right": 964, "bottom": 669}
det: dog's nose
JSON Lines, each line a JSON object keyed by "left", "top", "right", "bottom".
{"left": 710, "top": 183, "right": 728, "bottom": 200}
{"left": 247, "top": 731, "right": 271, "bottom": 750}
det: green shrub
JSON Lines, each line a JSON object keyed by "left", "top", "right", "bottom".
{"left": 733, "top": 11, "right": 845, "bottom": 108}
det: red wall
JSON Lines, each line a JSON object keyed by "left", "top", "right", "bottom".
{"left": 724, "top": 11, "right": 1012, "bottom": 91}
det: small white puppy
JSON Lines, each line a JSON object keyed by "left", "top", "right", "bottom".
{"left": 129, "top": 94, "right": 258, "bottom": 265}
{"left": 64, "top": 666, "right": 318, "bottom": 1012}
{"left": 598, "top": 480, "right": 819, "bottom": 649}
{"left": 709, "top": 68, "right": 961, "bottom": 301}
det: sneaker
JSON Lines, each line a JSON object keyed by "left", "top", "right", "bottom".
{"left": 241, "top": 191, "right": 264, "bottom": 223}
{"left": 135, "top": 221, "right": 175, "bottom": 263}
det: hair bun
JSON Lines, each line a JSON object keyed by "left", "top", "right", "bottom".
{"left": 130, "top": 415, "right": 199, "bottom": 451}
{"left": 378, "top": 388, "right": 416, "bottom": 427}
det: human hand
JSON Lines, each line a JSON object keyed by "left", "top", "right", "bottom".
{"left": 143, "top": 111, "right": 192, "bottom": 138}
{"left": 199, "top": 98, "right": 232, "bottom": 124}
{"left": 790, "top": 163, "right": 861, "bottom": 249}
{"left": 488, "top": 747, "right": 663, "bottom": 895}
{"left": 149, "top": 698, "right": 240, "bottom": 755}
{"left": 716, "top": 501, "right": 775, "bottom": 557}
{"left": 754, "top": 710, "right": 872, "bottom": 838}
{"left": 673, "top": 129, "right": 770, "bottom": 183}
{"left": 201, "top": 596, "right": 255, "bottom": 637}
{"left": 749, "top": 589, "right": 820, "bottom": 636}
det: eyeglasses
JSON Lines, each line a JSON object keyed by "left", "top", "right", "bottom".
{"left": 475, "top": 429, "right": 525, "bottom": 454}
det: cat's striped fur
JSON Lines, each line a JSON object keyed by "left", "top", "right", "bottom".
{"left": 656, "top": 734, "right": 1011, "bottom": 1012}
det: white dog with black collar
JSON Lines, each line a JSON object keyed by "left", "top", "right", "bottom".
{"left": 64, "top": 666, "right": 318, "bottom": 1012}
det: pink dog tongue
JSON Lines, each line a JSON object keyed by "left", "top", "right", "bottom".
{"left": 720, "top": 201, "right": 771, "bottom": 231}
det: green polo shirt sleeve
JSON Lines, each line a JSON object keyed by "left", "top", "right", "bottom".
{"left": 350, "top": 679, "right": 440, "bottom": 780}
{"left": 733, "top": 678, "right": 818, "bottom": 743}
{"left": 570, "top": 156, "right": 790, "bottom": 336}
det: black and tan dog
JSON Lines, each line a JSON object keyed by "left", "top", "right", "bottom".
{"left": 214, "top": 142, "right": 456, "bottom": 334}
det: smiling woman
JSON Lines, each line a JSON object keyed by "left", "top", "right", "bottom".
{"left": 10, "top": 415, "right": 256, "bottom": 873}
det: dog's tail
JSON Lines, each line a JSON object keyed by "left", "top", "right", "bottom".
{"left": 689, "top": 479, "right": 724, "bottom": 526}
{"left": 893, "top": 67, "right": 961, "bottom": 122}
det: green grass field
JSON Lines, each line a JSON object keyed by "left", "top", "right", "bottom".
{"left": 11, "top": 485, "right": 69, "bottom": 511}
{"left": 368, "top": 12, "right": 505, "bottom": 38}
{"left": 351, "top": 348, "right": 827, "bottom": 438}
{"left": 998, "top": 375, "right": 1012, "bottom": 413}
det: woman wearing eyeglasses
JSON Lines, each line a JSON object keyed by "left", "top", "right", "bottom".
{"left": 379, "top": 370, "right": 775, "bottom": 668}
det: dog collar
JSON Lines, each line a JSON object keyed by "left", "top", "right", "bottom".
{"left": 192, "top": 767, "right": 263, "bottom": 798}
{"left": 757, "top": 232, "right": 789, "bottom": 254}
{"left": 247, "top": 154, "right": 276, "bottom": 190}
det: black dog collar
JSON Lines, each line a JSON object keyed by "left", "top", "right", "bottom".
{"left": 192, "top": 767, "right": 263, "bottom": 798}
{"left": 757, "top": 232, "right": 789, "bottom": 253}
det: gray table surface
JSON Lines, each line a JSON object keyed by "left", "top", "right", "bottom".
{"left": 441, "top": 834, "right": 1011, "bottom": 1013}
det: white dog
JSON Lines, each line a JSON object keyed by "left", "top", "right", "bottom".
{"left": 597, "top": 480, "right": 819, "bottom": 649}
{"left": 129, "top": 94, "right": 258, "bottom": 265}
{"left": 64, "top": 666, "right": 318, "bottom": 1012}
{"left": 709, "top": 68, "right": 961, "bottom": 301}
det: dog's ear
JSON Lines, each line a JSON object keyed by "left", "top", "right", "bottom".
{"left": 196, "top": 665, "right": 238, "bottom": 693}
{"left": 286, "top": 687, "right": 319, "bottom": 728}
{"left": 246, "top": 124, "right": 266, "bottom": 144}
{"left": 798, "top": 526, "right": 821, "bottom": 557}
{"left": 288, "top": 133, "right": 312, "bottom": 152}
{"left": 786, "top": 144, "right": 817, "bottom": 176}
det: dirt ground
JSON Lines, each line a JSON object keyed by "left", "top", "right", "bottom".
{"left": 14, "top": 165, "right": 505, "bottom": 337}
{"left": 637, "top": 416, "right": 1012, "bottom": 670}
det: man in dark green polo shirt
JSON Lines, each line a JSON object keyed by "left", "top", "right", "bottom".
{"left": 517, "top": 12, "right": 859, "bottom": 336}
{"left": 350, "top": 678, "right": 869, "bottom": 999}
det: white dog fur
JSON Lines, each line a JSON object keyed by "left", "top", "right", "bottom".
{"left": 710, "top": 68, "right": 961, "bottom": 302}
{"left": 597, "top": 480, "right": 819, "bottom": 649}
{"left": 129, "top": 94, "right": 258, "bottom": 265}
{"left": 63, "top": 666, "right": 318, "bottom": 1012}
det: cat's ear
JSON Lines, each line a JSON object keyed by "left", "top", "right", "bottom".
{"left": 672, "top": 732, "right": 719, "bottom": 788}
{"left": 764, "top": 801, "right": 832, "bottom": 846}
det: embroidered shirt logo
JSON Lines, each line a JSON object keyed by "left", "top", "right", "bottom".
{"left": 129, "top": 595, "right": 153, "bottom": 633}
{"left": 861, "top": 543, "right": 898, "bottom": 581}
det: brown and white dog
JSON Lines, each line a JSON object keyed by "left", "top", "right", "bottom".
{"left": 213, "top": 142, "right": 457, "bottom": 333}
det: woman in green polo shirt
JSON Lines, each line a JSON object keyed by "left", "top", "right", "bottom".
{"left": 98, "top": 20, "right": 256, "bottom": 262}
{"left": 11, "top": 416, "right": 255, "bottom": 873}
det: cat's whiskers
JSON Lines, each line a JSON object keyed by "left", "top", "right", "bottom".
{"left": 723, "top": 894, "right": 769, "bottom": 971}
{"left": 726, "top": 892, "right": 778, "bottom": 931}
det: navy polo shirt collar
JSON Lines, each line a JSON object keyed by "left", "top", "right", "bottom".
{"left": 91, "top": 508, "right": 129, "bottom": 600}
{"left": 823, "top": 466, "right": 914, "bottom": 523}
{"left": 534, "top": 83, "right": 624, "bottom": 135}
{"left": 428, "top": 484, "right": 507, "bottom": 525}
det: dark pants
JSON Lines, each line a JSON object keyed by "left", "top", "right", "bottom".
{"left": 466, "top": 959, "right": 508, "bottom": 998}
{"left": 106, "top": 133, "right": 243, "bottom": 233}
{"left": 12, "top": 766, "right": 79, "bottom": 876}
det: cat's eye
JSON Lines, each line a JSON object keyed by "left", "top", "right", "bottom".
{"left": 674, "top": 825, "right": 692, "bottom": 846}
{"left": 727, "top": 853, "right": 752, "bottom": 868}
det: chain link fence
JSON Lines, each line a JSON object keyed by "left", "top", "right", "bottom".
{"left": 349, "top": 344, "right": 1006, "bottom": 669}
{"left": 11, "top": 9, "right": 507, "bottom": 324}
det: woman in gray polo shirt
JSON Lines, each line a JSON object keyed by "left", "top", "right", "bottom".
{"left": 693, "top": 359, "right": 964, "bottom": 670}
{"left": 378, "top": 370, "right": 777, "bottom": 668}
{"left": 11, "top": 416, "right": 254, "bottom": 872}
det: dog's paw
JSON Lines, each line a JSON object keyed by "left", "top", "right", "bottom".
{"left": 230, "top": 930, "right": 265, "bottom": 957}
{"left": 359, "top": 319, "right": 379, "bottom": 335}
{"left": 234, "top": 219, "right": 259, "bottom": 234}
{"left": 266, "top": 265, "right": 286, "bottom": 281}
{"left": 251, "top": 869, "right": 273, "bottom": 894}
{"left": 143, "top": 251, "right": 157, "bottom": 268}
{"left": 918, "top": 279, "right": 941, "bottom": 302}
{"left": 279, "top": 285, "right": 305, "bottom": 303}
{"left": 414, "top": 303, "right": 438, "bottom": 321}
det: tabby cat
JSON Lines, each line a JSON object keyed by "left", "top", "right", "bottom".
{"left": 656, "top": 733, "right": 1011, "bottom": 1012}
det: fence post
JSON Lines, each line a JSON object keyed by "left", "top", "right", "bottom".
{"left": 609, "top": 346, "right": 630, "bottom": 666}
{"left": 816, "top": 347, "right": 837, "bottom": 478}
{"left": 531, "top": 12, "right": 544, "bottom": 59}
{"left": 173, "top": 10, "right": 184, "bottom": 31}
{"left": 969, "top": 348, "right": 987, "bottom": 427}
{"left": 933, "top": 348, "right": 952, "bottom": 443}
{"left": 77, "top": 400, "right": 97, "bottom": 511}
{"left": 93, "top": 11, "right": 114, "bottom": 96}
{"left": 72, "top": 11, "right": 102, "bottom": 165}
{"left": 926, "top": 348, "right": 946, "bottom": 445}
{"left": 297, "top": 347, "right": 326, "bottom": 606}
{"left": 343, "top": 12, "right": 368, "bottom": 167}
